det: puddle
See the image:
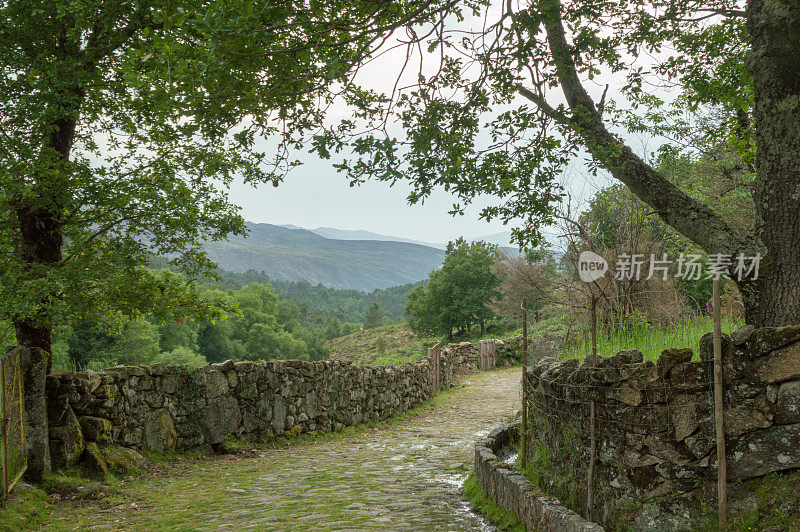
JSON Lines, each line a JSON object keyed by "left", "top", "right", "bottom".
{"left": 498, "top": 450, "right": 518, "bottom": 465}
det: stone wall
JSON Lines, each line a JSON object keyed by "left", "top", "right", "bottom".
{"left": 442, "top": 336, "right": 528, "bottom": 369}
{"left": 524, "top": 324, "right": 800, "bottom": 527}
{"left": 475, "top": 421, "right": 603, "bottom": 531}
{"left": 48, "top": 354, "right": 453, "bottom": 470}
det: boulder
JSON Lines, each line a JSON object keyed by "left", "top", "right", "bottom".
{"left": 101, "top": 445, "right": 148, "bottom": 474}
{"left": 757, "top": 341, "right": 800, "bottom": 383}
{"left": 727, "top": 423, "right": 800, "bottom": 479}
{"left": 775, "top": 380, "right": 800, "bottom": 424}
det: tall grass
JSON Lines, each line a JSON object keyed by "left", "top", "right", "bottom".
{"left": 562, "top": 314, "right": 744, "bottom": 363}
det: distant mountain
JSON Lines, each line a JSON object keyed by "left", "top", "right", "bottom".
{"left": 204, "top": 223, "right": 444, "bottom": 291}
{"left": 471, "top": 231, "right": 515, "bottom": 248}
{"left": 310, "top": 227, "right": 443, "bottom": 249}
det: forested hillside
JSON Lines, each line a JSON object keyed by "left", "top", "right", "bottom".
{"left": 204, "top": 222, "right": 444, "bottom": 291}
{"left": 202, "top": 267, "right": 418, "bottom": 323}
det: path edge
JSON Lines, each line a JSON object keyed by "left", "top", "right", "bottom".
{"left": 474, "top": 421, "right": 605, "bottom": 532}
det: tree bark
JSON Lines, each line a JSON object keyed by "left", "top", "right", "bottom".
{"left": 11, "top": 107, "right": 76, "bottom": 483}
{"left": 744, "top": 0, "right": 800, "bottom": 326}
{"left": 534, "top": 0, "right": 800, "bottom": 327}
{"left": 12, "top": 206, "right": 63, "bottom": 483}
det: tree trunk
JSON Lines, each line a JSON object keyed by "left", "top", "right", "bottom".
{"left": 12, "top": 205, "right": 63, "bottom": 483}
{"left": 745, "top": 0, "right": 800, "bottom": 327}
{"left": 10, "top": 107, "right": 76, "bottom": 483}
{"left": 538, "top": 0, "right": 800, "bottom": 327}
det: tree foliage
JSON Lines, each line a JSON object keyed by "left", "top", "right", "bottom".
{"left": 316, "top": 0, "right": 800, "bottom": 326}
{"left": 406, "top": 239, "right": 500, "bottom": 338}
{"left": 363, "top": 302, "right": 386, "bottom": 329}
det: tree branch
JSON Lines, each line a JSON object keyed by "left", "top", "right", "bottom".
{"left": 538, "top": 0, "right": 749, "bottom": 255}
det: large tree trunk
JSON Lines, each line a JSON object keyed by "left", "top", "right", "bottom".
{"left": 13, "top": 206, "right": 63, "bottom": 483}
{"left": 11, "top": 108, "right": 75, "bottom": 482}
{"left": 745, "top": 0, "right": 800, "bottom": 327}
{"left": 537, "top": 0, "right": 800, "bottom": 328}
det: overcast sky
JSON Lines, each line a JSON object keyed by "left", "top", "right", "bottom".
{"left": 226, "top": 4, "right": 640, "bottom": 246}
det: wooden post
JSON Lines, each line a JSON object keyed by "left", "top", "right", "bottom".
{"left": 1, "top": 355, "right": 8, "bottom": 495}
{"left": 521, "top": 298, "right": 528, "bottom": 468}
{"left": 713, "top": 278, "right": 728, "bottom": 527}
{"left": 587, "top": 295, "right": 598, "bottom": 519}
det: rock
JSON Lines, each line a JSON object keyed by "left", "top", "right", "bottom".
{"left": 200, "top": 396, "right": 241, "bottom": 444}
{"left": 79, "top": 416, "right": 113, "bottom": 444}
{"left": 775, "top": 380, "right": 800, "bottom": 424}
{"left": 143, "top": 410, "right": 178, "bottom": 454}
{"left": 599, "top": 350, "right": 643, "bottom": 368}
{"left": 234, "top": 361, "right": 256, "bottom": 373}
{"left": 657, "top": 349, "right": 694, "bottom": 379}
{"left": 101, "top": 445, "right": 148, "bottom": 474}
{"left": 758, "top": 341, "right": 800, "bottom": 383}
{"left": 272, "top": 396, "right": 287, "bottom": 435}
{"left": 727, "top": 423, "right": 800, "bottom": 479}
{"left": 671, "top": 395, "right": 703, "bottom": 440}
{"left": 723, "top": 396, "right": 772, "bottom": 438}
{"left": 669, "top": 361, "right": 711, "bottom": 393}
{"left": 699, "top": 332, "right": 731, "bottom": 362}
{"left": 202, "top": 370, "right": 229, "bottom": 399}
{"left": 210, "top": 360, "right": 235, "bottom": 372}
{"left": 730, "top": 325, "right": 756, "bottom": 345}
{"left": 82, "top": 442, "right": 108, "bottom": 476}
{"left": 49, "top": 405, "right": 85, "bottom": 468}
{"left": 747, "top": 325, "right": 800, "bottom": 357}
{"left": 612, "top": 386, "right": 643, "bottom": 406}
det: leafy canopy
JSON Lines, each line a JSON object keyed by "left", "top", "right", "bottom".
{"left": 314, "top": 0, "right": 751, "bottom": 248}
{"left": 406, "top": 239, "right": 500, "bottom": 337}
{"left": 0, "top": 0, "right": 461, "bottom": 334}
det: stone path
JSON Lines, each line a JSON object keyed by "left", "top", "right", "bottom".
{"left": 48, "top": 367, "right": 521, "bottom": 530}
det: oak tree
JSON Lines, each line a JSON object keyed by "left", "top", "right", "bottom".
{"left": 319, "top": 0, "right": 799, "bottom": 328}
{"left": 0, "top": 0, "right": 458, "bottom": 481}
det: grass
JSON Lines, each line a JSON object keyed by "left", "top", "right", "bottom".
{"left": 462, "top": 470, "right": 525, "bottom": 532}
{"left": 0, "top": 380, "right": 468, "bottom": 530}
{"left": 328, "top": 321, "right": 526, "bottom": 367}
{"left": 329, "top": 323, "right": 439, "bottom": 366}
{"left": 562, "top": 314, "right": 744, "bottom": 363}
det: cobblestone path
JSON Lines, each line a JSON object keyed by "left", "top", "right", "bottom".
{"left": 49, "top": 367, "right": 520, "bottom": 531}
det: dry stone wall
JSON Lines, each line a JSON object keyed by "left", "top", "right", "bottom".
{"left": 47, "top": 355, "right": 453, "bottom": 470}
{"left": 475, "top": 421, "right": 604, "bottom": 531}
{"left": 524, "top": 324, "right": 800, "bottom": 527}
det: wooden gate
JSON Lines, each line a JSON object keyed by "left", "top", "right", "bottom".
{"left": 428, "top": 342, "right": 442, "bottom": 392}
{"left": 478, "top": 339, "right": 497, "bottom": 370}
{"left": 1, "top": 347, "right": 26, "bottom": 496}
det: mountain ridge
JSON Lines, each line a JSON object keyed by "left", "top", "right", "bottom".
{"left": 204, "top": 222, "right": 444, "bottom": 292}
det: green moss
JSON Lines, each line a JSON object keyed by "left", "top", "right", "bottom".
{"left": 0, "top": 484, "right": 53, "bottom": 531}
{"left": 462, "top": 470, "right": 525, "bottom": 532}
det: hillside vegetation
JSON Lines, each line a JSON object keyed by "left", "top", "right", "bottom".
{"left": 328, "top": 324, "right": 439, "bottom": 366}
{"left": 204, "top": 222, "right": 444, "bottom": 291}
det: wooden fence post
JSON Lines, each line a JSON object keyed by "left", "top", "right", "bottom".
{"left": 521, "top": 298, "right": 528, "bottom": 468}
{"left": 713, "top": 278, "right": 728, "bottom": 527}
{"left": 587, "top": 295, "right": 598, "bottom": 520}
